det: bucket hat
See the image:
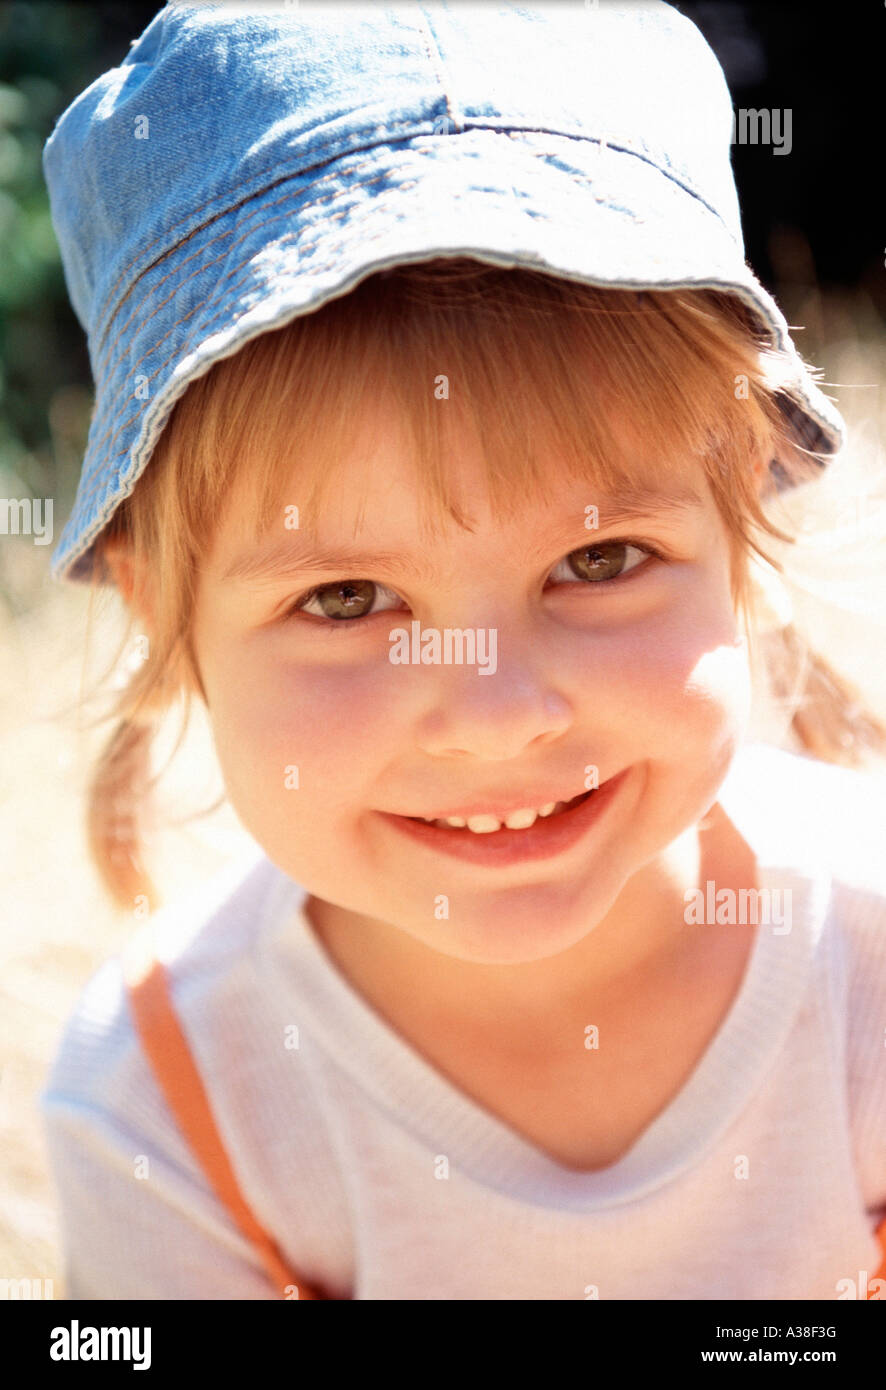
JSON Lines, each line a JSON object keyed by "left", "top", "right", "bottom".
{"left": 42, "top": 0, "right": 845, "bottom": 584}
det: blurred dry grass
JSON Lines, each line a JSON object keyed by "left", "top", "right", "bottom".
{"left": 1, "top": 287, "right": 884, "bottom": 1293}
{"left": 0, "top": 573, "right": 257, "bottom": 1290}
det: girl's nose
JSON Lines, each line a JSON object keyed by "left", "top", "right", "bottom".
{"left": 415, "top": 643, "right": 573, "bottom": 761}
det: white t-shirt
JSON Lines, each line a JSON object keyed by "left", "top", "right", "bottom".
{"left": 40, "top": 742, "right": 886, "bottom": 1299}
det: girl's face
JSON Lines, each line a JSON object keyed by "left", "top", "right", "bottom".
{"left": 191, "top": 404, "right": 753, "bottom": 966}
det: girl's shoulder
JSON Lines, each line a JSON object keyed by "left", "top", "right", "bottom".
{"left": 39, "top": 852, "right": 349, "bottom": 1298}
{"left": 40, "top": 848, "right": 308, "bottom": 1127}
{"left": 724, "top": 743, "right": 886, "bottom": 1072}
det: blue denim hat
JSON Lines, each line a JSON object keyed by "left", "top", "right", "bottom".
{"left": 43, "top": 0, "right": 845, "bottom": 585}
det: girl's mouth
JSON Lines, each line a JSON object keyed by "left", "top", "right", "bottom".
{"left": 408, "top": 786, "right": 592, "bottom": 832}
{"left": 376, "top": 769, "right": 630, "bottom": 867}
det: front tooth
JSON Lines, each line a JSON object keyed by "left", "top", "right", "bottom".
{"left": 465, "top": 813, "right": 504, "bottom": 833}
{"left": 429, "top": 802, "right": 566, "bottom": 832}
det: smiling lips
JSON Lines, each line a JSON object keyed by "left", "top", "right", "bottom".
{"left": 411, "top": 788, "right": 593, "bottom": 834}
{"left": 382, "top": 770, "right": 627, "bottom": 867}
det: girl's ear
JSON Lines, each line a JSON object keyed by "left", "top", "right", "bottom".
{"left": 102, "top": 538, "right": 209, "bottom": 705}
{"left": 751, "top": 450, "right": 778, "bottom": 503}
{"left": 103, "top": 539, "right": 133, "bottom": 601}
{"left": 103, "top": 540, "right": 154, "bottom": 631}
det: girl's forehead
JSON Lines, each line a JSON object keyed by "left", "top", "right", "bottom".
{"left": 203, "top": 321, "right": 739, "bottom": 573}
{"left": 249, "top": 382, "right": 707, "bottom": 501}
{"left": 214, "top": 417, "right": 712, "bottom": 576}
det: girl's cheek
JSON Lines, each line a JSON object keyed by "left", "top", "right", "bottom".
{"left": 598, "top": 591, "right": 751, "bottom": 748}
{"left": 210, "top": 650, "right": 408, "bottom": 814}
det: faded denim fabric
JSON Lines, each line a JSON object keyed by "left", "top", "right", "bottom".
{"left": 42, "top": 0, "right": 845, "bottom": 584}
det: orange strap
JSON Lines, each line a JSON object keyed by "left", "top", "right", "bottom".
{"left": 121, "top": 924, "right": 324, "bottom": 1300}
{"left": 871, "top": 1215, "right": 886, "bottom": 1298}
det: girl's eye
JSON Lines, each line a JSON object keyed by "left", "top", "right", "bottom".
{"left": 550, "top": 540, "right": 656, "bottom": 584}
{"left": 285, "top": 541, "right": 658, "bottom": 626}
{"left": 289, "top": 578, "right": 404, "bottom": 622}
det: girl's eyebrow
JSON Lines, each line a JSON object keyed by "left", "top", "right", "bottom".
{"left": 220, "top": 482, "right": 704, "bottom": 586}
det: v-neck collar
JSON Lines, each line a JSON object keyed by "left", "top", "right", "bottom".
{"left": 256, "top": 744, "right": 831, "bottom": 1210}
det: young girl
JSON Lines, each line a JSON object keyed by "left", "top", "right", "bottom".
{"left": 39, "top": 2, "right": 886, "bottom": 1300}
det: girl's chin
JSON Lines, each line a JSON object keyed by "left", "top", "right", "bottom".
{"left": 392, "top": 883, "right": 622, "bottom": 965}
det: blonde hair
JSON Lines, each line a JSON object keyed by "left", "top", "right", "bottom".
{"left": 83, "top": 257, "right": 886, "bottom": 908}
